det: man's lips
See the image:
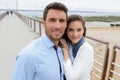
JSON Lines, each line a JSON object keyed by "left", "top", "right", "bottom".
{"left": 53, "top": 30, "right": 62, "bottom": 34}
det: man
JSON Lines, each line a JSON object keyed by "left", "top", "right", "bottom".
{"left": 12, "top": 2, "right": 68, "bottom": 80}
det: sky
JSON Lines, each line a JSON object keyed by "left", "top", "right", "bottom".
{"left": 0, "top": 0, "right": 120, "bottom": 12}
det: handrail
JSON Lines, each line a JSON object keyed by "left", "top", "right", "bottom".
{"left": 114, "top": 45, "right": 120, "bottom": 50}
{"left": 86, "top": 36, "right": 109, "bottom": 45}
{"left": 108, "top": 45, "right": 120, "bottom": 80}
{"left": 14, "top": 12, "right": 42, "bottom": 36}
{"left": 86, "top": 36, "right": 109, "bottom": 80}
{"left": 0, "top": 13, "right": 6, "bottom": 21}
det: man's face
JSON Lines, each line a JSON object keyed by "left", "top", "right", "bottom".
{"left": 42, "top": 9, "right": 67, "bottom": 42}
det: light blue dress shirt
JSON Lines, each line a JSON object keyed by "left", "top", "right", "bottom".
{"left": 12, "top": 34, "right": 65, "bottom": 80}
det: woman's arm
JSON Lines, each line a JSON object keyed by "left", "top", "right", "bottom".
{"left": 64, "top": 43, "right": 94, "bottom": 80}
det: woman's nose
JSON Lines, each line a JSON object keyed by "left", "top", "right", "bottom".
{"left": 73, "top": 32, "right": 77, "bottom": 36}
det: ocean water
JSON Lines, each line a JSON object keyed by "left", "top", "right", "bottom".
{"left": 1, "top": 9, "right": 120, "bottom": 17}
{"left": 17, "top": 10, "right": 120, "bottom": 18}
{"left": 0, "top": 10, "right": 6, "bottom": 15}
{"left": 1, "top": 10, "right": 120, "bottom": 27}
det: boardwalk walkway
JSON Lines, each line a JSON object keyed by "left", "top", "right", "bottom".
{"left": 0, "top": 14, "right": 39, "bottom": 80}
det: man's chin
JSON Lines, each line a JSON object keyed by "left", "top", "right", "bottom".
{"left": 53, "top": 36, "right": 62, "bottom": 41}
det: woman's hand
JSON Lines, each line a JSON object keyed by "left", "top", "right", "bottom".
{"left": 60, "top": 39, "right": 68, "bottom": 50}
{"left": 60, "top": 39, "right": 69, "bottom": 62}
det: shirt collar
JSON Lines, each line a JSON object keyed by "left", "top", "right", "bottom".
{"left": 43, "top": 34, "right": 55, "bottom": 48}
{"left": 43, "top": 34, "right": 62, "bottom": 49}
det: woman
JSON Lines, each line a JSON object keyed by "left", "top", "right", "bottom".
{"left": 61, "top": 14, "right": 94, "bottom": 80}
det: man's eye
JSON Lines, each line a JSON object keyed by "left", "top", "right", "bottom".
{"left": 49, "top": 18, "right": 55, "bottom": 22}
{"left": 60, "top": 19, "right": 66, "bottom": 22}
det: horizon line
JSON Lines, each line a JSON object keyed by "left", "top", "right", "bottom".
{"left": 0, "top": 9, "right": 120, "bottom": 13}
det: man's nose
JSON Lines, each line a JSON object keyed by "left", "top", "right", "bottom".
{"left": 55, "top": 20, "right": 61, "bottom": 28}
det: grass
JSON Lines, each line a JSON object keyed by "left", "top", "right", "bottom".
{"left": 84, "top": 16, "right": 120, "bottom": 22}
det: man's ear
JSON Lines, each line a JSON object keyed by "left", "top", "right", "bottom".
{"left": 41, "top": 19, "right": 45, "bottom": 27}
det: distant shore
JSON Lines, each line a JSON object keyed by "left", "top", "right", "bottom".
{"left": 85, "top": 16, "right": 120, "bottom": 22}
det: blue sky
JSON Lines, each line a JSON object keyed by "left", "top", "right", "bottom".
{"left": 0, "top": 0, "right": 120, "bottom": 12}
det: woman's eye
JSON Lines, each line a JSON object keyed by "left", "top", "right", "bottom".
{"left": 77, "top": 28, "right": 82, "bottom": 31}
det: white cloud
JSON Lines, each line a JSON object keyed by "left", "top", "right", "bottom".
{"left": 0, "top": 0, "right": 120, "bottom": 12}
{"left": 0, "top": 0, "right": 16, "bottom": 9}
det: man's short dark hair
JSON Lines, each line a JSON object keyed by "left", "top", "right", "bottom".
{"left": 43, "top": 2, "right": 68, "bottom": 20}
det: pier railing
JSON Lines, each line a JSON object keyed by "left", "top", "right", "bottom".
{"left": 14, "top": 12, "right": 44, "bottom": 36}
{"left": 108, "top": 45, "right": 120, "bottom": 80}
{"left": 86, "top": 36, "right": 109, "bottom": 80}
{"left": 0, "top": 13, "right": 6, "bottom": 21}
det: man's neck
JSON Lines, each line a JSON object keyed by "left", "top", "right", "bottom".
{"left": 53, "top": 41, "right": 59, "bottom": 48}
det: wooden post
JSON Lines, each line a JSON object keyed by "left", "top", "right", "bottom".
{"left": 30, "top": 18, "right": 32, "bottom": 28}
{"left": 34, "top": 20, "right": 36, "bottom": 32}
{"left": 109, "top": 46, "right": 116, "bottom": 78}
{"left": 102, "top": 44, "right": 109, "bottom": 80}
{"left": 39, "top": 21, "right": 41, "bottom": 36}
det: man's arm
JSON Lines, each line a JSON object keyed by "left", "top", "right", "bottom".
{"left": 12, "top": 54, "right": 34, "bottom": 80}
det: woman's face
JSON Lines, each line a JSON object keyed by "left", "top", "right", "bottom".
{"left": 67, "top": 21, "right": 84, "bottom": 45}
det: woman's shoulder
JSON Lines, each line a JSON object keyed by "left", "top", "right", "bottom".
{"left": 83, "top": 41, "right": 92, "bottom": 47}
{"left": 81, "top": 42, "right": 93, "bottom": 51}
{"left": 76, "top": 42, "right": 94, "bottom": 58}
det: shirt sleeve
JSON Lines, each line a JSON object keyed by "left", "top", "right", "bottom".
{"left": 12, "top": 54, "right": 34, "bottom": 80}
{"left": 64, "top": 44, "right": 94, "bottom": 80}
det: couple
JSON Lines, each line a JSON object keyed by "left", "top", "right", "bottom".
{"left": 12, "top": 2, "right": 93, "bottom": 80}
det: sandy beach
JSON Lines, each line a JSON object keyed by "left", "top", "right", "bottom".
{"left": 86, "top": 27, "right": 120, "bottom": 80}
{"left": 86, "top": 27, "right": 120, "bottom": 46}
